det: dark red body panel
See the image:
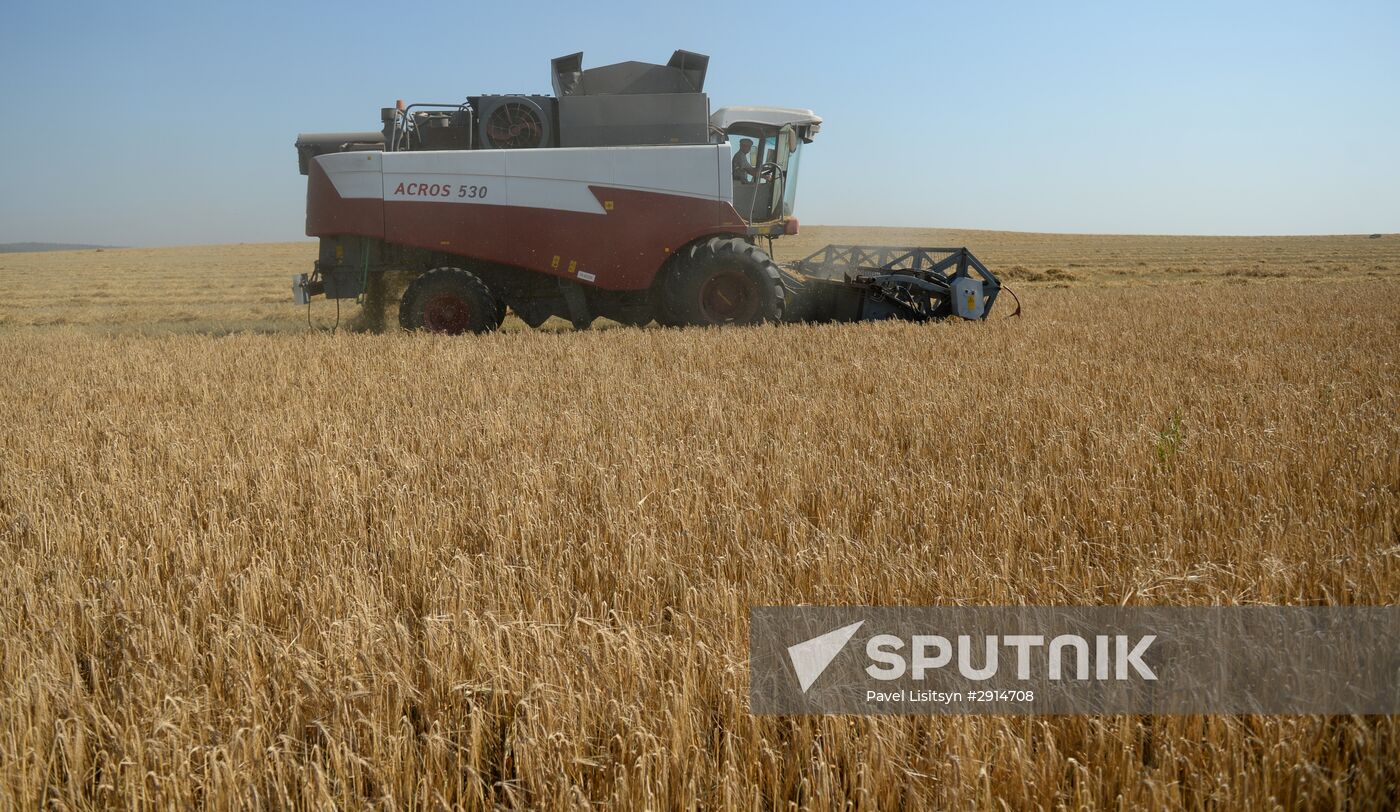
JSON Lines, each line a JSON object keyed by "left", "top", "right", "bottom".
{"left": 305, "top": 159, "right": 384, "bottom": 238}
{"left": 306, "top": 166, "right": 747, "bottom": 291}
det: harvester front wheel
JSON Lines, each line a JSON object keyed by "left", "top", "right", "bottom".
{"left": 668, "top": 238, "right": 784, "bottom": 326}
{"left": 650, "top": 263, "right": 686, "bottom": 327}
{"left": 399, "top": 267, "right": 502, "bottom": 335}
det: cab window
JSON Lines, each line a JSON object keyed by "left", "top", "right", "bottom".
{"left": 729, "top": 135, "right": 778, "bottom": 186}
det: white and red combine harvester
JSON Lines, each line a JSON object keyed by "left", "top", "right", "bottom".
{"left": 294, "top": 50, "right": 1003, "bottom": 332}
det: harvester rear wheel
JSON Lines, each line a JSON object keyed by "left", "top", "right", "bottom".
{"left": 399, "top": 267, "right": 502, "bottom": 335}
{"left": 668, "top": 237, "right": 784, "bottom": 326}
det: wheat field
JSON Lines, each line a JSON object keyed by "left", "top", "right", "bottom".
{"left": 0, "top": 229, "right": 1397, "bottom": 808}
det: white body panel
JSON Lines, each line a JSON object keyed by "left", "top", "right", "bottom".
{"left": 321, "top": 151, "right": 383, "bottom": 198}
{"left": 319, "top": 144, "right": 733, "bottom": 216}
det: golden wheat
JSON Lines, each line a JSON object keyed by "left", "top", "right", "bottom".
{"left": 0, "top": 232, "right": 1397, "bottom": 808}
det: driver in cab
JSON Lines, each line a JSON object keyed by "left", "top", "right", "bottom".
{"left": 732, "top": 139, "right": 760, "bottom": 185}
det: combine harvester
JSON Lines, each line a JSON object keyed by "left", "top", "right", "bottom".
{"left": 294, "top": 50, "right": 1005, "bottom": 332}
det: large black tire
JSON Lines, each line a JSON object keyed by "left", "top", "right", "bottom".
{"left": 665, "top": 237, "right": 785, "bottom": 326}
{"left": 398, "top": 267, "right": 502, "bottom": 334}
{"left": 650, "top": 262, "right": 687, "bottom": 327}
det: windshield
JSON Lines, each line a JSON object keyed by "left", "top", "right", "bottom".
{"left": 779, "top": 136, "right": 802, "bottom": 218}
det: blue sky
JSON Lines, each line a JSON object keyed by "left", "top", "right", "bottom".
{"left": 1, "top": 0, "right": 1396, "bottom": 245}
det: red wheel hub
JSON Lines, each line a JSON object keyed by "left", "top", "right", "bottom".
{"left": 699, "top": 269, "right": 760, "bottom": 323}
{"left": 422, "top": 292, "right": 472, "bottom": 334}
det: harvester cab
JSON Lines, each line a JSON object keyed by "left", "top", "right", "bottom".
{"left": 710, "top": 107, "right": 822, "bottom": 229}
{"left": 292, "top": 49, "right": 1006, "bottom": 332}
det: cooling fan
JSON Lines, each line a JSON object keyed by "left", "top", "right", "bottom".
{"left": 479, "top": 97, "right": 553, "bottom": 149}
